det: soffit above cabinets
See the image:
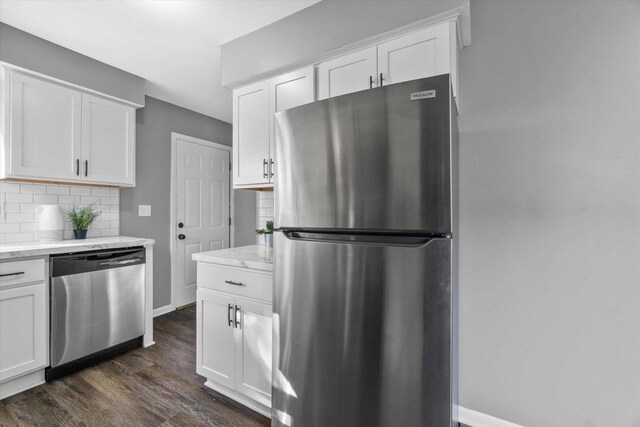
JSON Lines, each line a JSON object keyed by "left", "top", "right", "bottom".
{"left": 221, "top": 2, "right": 471, "bottom": 89}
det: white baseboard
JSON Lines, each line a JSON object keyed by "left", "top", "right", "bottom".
{"left": 0, "top": 370, "right": 45, "bottom": 400}
{"left": 458, "top": 406, "right": 525, "bottom": 427}
{"left": 153, "top": 304, "right": 174, "bottom": 317}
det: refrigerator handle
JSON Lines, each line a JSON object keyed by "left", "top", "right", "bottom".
{"left": 280, "top": 229, "right": 450, "bottom": 246}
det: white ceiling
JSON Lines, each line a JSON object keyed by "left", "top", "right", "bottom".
{"left": 0, "top": 0, "right": 319, "bottom": 123}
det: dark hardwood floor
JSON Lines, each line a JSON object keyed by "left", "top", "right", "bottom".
{"left": 0, "top": 305, "right": 270, "bottom": 427}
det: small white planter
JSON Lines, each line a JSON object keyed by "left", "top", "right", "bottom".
{"left": 264, "top": 233, "right": 273, "bottom": 248}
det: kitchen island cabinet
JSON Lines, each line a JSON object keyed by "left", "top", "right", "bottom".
{"left": 193, "top": 245, "right": 273, "bottom": 418}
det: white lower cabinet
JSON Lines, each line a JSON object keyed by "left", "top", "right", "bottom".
{"left": 234, "top": 297, "right": 272, "bottom": 407}
{"left": 197, "top": 289, "right": 237, "bottom": 389}
{"left": 0, "top": 258, "right": 47, "bottom": 399}
{"left": 196, "top": 264, "right": 272, "bottom": 417}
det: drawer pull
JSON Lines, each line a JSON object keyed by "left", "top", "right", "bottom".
{"left": 225, "top": 280, "right": 245, "bottom": 287}
{"left": 0, "top": 272, "right": 25, "bottom": 278}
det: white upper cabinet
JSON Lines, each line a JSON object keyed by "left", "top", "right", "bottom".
{"left": 233, "top": 80, "right": 270, "bottom": 187}
{"left": 231, "top": 20, "right": 464, "bottom": 191}
{"left": 269, "top": 66, "right": 315, "bottom": 180}
{"left": 317, "top": 47, "right": 377, "bottom": 100}
{"left": 1, "top": 65, "right": 139, "bottom": 187}
{"left": 6, "top": 71, "right": 82, "bottom": 181}
{"left": 81, "top": 94, "right": 135, "bottom": 186}
{"left": 233, "top": 66, "right": 314, "bottom": 189}
{"left": 317, "top": 20, "right": 459, "bottom": 101}
{"left": 377, "top": 23, "right": 451, "bottom": 87}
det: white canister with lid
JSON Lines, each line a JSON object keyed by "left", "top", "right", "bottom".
{"left": 36, "top": 204, "right": 64, "bottom": 242}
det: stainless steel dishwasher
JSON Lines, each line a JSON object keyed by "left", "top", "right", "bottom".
{"left": 47, "top": 247, "right": 145, "bottom": 381}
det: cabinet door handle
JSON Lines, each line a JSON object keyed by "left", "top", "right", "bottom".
{"left": 369, "top": 75, "right": 374, "bottom": 89}
{"left": 379, "top": 73, "right": 384, "bottom": 87}
{"left": 76, "top": 159, "right": 80, "bottom": 176}
{"left": 269, "top": 159, "right": 274, "bottom": 179}
{"left": 225, "top": 280, "right": 244, "bottom": 287}
{"left": 234, "top": 305, "right": 241, "bottom": 329}
{"left": 0, "top": 272, "right": 25, "bottom": 278}
{"left": 84, "top": 160, "right": 88, "bottom": 177}
{"left": 263, "top": 159, "right": 268, "bottom": 179}
{"left": 228, "top": 304, "right": 234, "bottom": 327}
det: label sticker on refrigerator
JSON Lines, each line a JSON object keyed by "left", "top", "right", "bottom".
{"left": 410, "top": 90, "right": 436, "bottom": 100}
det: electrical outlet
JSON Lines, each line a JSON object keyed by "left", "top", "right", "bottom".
{"left": 138, "top": 205, "right": 151, "bottom": 217}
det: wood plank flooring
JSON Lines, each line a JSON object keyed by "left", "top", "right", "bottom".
{"left": 0, "top": 305, "right": 269, "bottom": 427}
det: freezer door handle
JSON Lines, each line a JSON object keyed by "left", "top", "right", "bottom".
{"left": 281, "top": 229, "right": 450, "bottom": 246}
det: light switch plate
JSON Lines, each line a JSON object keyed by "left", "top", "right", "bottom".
{"left": 138, "top": 205, "right": 151, "bottom": 217}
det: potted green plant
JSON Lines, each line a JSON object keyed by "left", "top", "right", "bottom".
{"left": 66, "top": 205, "right": 101, "bottom": 239}
{"left": 256, "top": 220, "right": 274, "bottom": 248}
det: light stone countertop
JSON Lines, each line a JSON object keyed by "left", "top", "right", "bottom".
{"left": 192, "top": 244, "right": 273, "bottom": 272}
{"left": 0, "top": 236, "right": 155, "bottom": 260}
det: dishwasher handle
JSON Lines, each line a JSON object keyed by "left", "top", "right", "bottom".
{"left": 51, "top": 247, "right": 146, "bottom": 277}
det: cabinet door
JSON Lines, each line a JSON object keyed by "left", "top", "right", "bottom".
{"left": 196, "top": 289, "right": 236, "bottom": 388}
{"left": 0, "top": 283, "right": 46, "bottom": 381}
{"left": 233, "top": 81, "right": 270, "bottom": 187}
{"left": 269, "top": 66, "right": 315, "bottom": 182}
{"left": 377, "top": 23, "right": 450, "bottom": 86}
{"left": 317, "top": 46, "right": 378, "bottom": 100}
{"left": 8, "top": 72, "right": 82, "bottom": 180}
{"left": 234, "top": 298, "right": 272, "bottom": 407}
{"left": 81, "top": 94, "right": 136, "bottom": 186}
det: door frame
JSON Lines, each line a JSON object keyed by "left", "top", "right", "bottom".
{"left": 169, "top": 132, "right": 234, "bottom": 312}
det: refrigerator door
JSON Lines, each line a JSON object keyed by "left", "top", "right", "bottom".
{"left": 274, "top": 74, "right": 453, "bottom": 233}
{"left": 272, "top": 232, "right": 455, "bottom": 427}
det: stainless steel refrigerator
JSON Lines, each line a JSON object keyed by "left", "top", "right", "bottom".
{"left": 272, "top": 74, "right": 458, "bottom": 427}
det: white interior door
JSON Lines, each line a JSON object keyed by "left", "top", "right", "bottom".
{"left": 175, "top": 135, "right": 230, "bottom": 308}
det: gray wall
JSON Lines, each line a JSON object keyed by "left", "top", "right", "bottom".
{"left": 458, "top": 1, "right": 640, "bottom": 425}
{"left": 0, "top": 23, "right": 145, "bottom": 105}
{"left": 229, "top": 0, "right": 640, "bottom": 424}
{"left": 120, "top": 96, "right": 256, "bottom": 309}
{"left": 220, "top": 0, "right": 467, "bottom": 86}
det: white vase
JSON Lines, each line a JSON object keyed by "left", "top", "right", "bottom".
{"left": 265, "top": 233, "right": 273, "bottom": 248}
{"left": 36, "top": 204, "right": 64, "bottom": 242}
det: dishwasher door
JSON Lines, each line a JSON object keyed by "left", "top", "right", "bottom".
{"left": 50, "top": 247, "right": 145, "bottom": 368}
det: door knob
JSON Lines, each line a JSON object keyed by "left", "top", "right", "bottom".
{"left": 178, "top": 234, "right": 186, "bottom": 240}
{"left": 178, "top": 222, "right": 184, "bottom": 228}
